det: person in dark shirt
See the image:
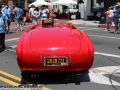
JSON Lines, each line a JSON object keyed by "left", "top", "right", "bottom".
{"left": 22, "top": 8, "right": 27, "bottom": 25}
{"left": 13, "top": 3, "right": 22, "bottom": 31}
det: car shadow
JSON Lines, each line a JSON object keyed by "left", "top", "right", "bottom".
{"left": 109, "top": 32, "right": 115, "bottom": 34}
{"left": 20, "top": 71, "right": 90, "bottom": 85}
{"left": 118, "top": 47, "right": 120, "bottom": 49}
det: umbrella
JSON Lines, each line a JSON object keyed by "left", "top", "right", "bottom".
{"left": 51, "top": 0, "right": 77, "bottom": 6}
{"left": 28, "top": 0, "right": 50, "bottom": 7}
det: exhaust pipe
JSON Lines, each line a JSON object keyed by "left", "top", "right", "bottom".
{"left": 76, "top": 73, "right": 82, "bottom": 77}
{"left": 30, "top": 73, "right": 37, "bottom": 78}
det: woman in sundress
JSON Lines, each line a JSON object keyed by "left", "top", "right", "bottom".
{"left": 105, "top": 6, "right": 114, "bottom": 31}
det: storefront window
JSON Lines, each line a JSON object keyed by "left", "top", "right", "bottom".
{"left": 91, "top": 0, "right": 118, "bottom": 12}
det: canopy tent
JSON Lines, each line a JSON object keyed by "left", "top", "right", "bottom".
{"left": 28, "top": 0, "right": 50, "bottom": 7}
{"left": 51, "top": 0, "right": 77, "bottom": 6}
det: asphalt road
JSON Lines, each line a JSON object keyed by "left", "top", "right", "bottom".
{"left": 0, "top": 25, "right": 120, "bottom": 90}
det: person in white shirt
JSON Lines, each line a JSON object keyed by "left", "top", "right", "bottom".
{"left": 29, "top": 5, "right": 35, "bottom": 22}
{"left": 40, "top": 6, "right": 49, "bottom": 21}
{"left": 32, "top": 6, "right": 40, "bottom": 25}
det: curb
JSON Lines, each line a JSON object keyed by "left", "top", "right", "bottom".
{"left": 98, "top": 24, "right": 115, "bottom": 29}
{"left": 67, "top": 21, "right": 98, "bottom": 28}
{"left": 67, "top": 21, "right": 115, "bottom": 29}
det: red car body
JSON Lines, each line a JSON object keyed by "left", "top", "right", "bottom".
{"left": 16, "top": 23, "right": 94, "bottom": 72}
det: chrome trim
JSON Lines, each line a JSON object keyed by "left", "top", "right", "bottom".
{"left": 44, "top": 56, "right": 68, "bottom": 66}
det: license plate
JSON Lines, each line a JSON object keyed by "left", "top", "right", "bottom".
{"left": 44, "top": 57, "right": 68, "bottom": 66}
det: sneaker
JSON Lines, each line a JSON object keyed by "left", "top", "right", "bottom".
{"left": 115, "top": 31, "right": 117, "bottom": 34}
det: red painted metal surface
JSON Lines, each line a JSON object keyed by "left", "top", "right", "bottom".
{"left": 16, "top": 23, "right": 94, "bottom": 72}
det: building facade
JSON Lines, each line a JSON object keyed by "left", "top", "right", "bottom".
{"left": 1, "top": 0, "right": 118, "bottom": 19}
{"left": 79, "top": 0, "right": 118, "bottom": 19}
{"left": 1, "top": 0, "right": 49, "bottom": 10}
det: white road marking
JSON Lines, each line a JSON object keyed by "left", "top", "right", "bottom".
{"left": 10, "top": 25, "right": 32, "bottom": 29}
{"left": 5, "top": 38, "right": 19, "bottom": 42}
{"left": 81, "top": 28, "right": 98, "bottom": 31}
{"left": 7, "top": 45, "right": 17, "bottom": 48}
{"left": 89, "top": 35, "right": 120, "bottom": 40}
{"left": 78, "top": 27, "right": 84, "bottom": 28}
{"left": 95, "top": 52, "right": 120, "bottom": 58}
{"left": 89, "top": 66, "right": 120, "bottom": 86}
{"left": 92, "top": 66, "right": 120, "bottom": 74}
{"left": 65, "top": 66, "right": 120, "bottom": 86}
{"left": 79, "top": 27, "right": 99, "bottom": 30}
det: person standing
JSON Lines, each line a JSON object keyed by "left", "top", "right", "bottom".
{"left": 29, "top": 5, "right": 35, "bottom": 22}
{"left": 22, "top": 8, "right": 27, "bottom": 25}
{"left": 13, "top": 3, "right": 22, "bottom": 31}
{"left": 11, "top": 6, "right": 15, "bottom": 22}
{"left": 113, "top": 2, "right": 120, "bottom": 34}
{"left": 40, "top": 6, "right": 49, "bottom": 22}
{"left": 32, "top": 6, "right": 40, "bottom": 25}
{"left": 4, "top": 4, "right": 11, "bottom": 34}
{"left": 105, "top": 6, "right": 114, "bottom": 31}
{"left": 0, "top": 5, "right": 8, "bottom": 52}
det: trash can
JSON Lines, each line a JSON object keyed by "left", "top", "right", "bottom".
{"left": 76, "top": 11, "right": 81, "bottom": 19}
{"left": 99, "top": 17, "right": 106, "bottom": 24}
{"left": 99, "top": 12, "right": 106, "bottom": 24}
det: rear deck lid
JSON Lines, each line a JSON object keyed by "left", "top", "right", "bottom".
{"left": 30, "top": 28, "right": 81, "bottom": 55}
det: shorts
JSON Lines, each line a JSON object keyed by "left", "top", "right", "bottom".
{"left": 106, "top": 17, "right": 114, "bottom": 23}
{"left": 23, "top": 17, "right": 26, "bottom": 22}
{"left": 7, "top": 20, "right": 11, "bottom": 26}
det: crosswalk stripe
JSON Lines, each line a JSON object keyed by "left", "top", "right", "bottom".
{"left": 10, "top": 25, "right": 32, "bottom": 29}
{"left": 5, "top": 38, "right": 19, "bottom": 42}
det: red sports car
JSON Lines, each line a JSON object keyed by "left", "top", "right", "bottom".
{"left": 16, "top": 22, "right": 94, "bottom": 73}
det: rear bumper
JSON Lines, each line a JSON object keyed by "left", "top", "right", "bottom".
{"left": 20, "top": 56, "right": 94, "bottom": 72}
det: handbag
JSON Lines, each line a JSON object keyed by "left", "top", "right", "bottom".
{"left": 42, "top": 19, "right": 53, "bottom": 24}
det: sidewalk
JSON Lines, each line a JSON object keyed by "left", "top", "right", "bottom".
{"left": 67, "top": 19, "right": 115, "bottom": 29}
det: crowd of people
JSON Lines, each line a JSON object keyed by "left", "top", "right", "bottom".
{"left": 29, "top": 5, "right": 50, "bottom": 25}
{"left": 1, "top": 2, "right": 120, "bottom": 52}
{"left": 104, "top": 1, "right": 120, "bottom": 34}
{"left": 88, "top": 1, "right": 120, "bottom": 34}
{"left": 0, "top": 2, "right": 55, "bottom": 52}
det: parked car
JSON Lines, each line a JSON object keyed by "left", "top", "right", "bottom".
{"left": 67, "top": 7, "right": 78, "bottom": 14}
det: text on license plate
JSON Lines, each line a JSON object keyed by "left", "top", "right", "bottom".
{"left": 45, "top": 58, "right": 68, "bottom": 66}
